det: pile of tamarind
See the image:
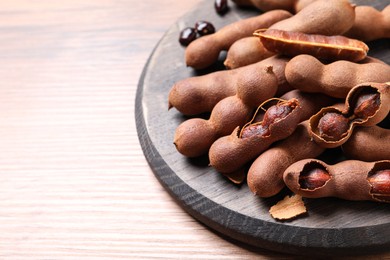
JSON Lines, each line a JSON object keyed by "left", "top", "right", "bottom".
{"left": 168, "top": 0, "right": 390, "bottom": 205}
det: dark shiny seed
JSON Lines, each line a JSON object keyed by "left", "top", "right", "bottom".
{"left": 195, "top": 21, "right": 215, "bottom": 36}
{"left": 215, "top": 0, "right": 229, "bottom": 15}
{"left": 179, "top": 27, "right": 197, "bottom": 46}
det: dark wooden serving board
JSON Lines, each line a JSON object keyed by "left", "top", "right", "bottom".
{"left": 136, "top": 0, "right": 390, "bottom": 256}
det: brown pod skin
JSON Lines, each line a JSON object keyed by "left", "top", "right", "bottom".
{"left": 269, "top": 0, "right": 356, "bottom": 36}
{"left": 247, "top": 116, "right": 326, "bottom": 198}
{"left": 174, "top": 96, "right": 252, "bottom": 157}
{"left": 169, "top": 55, "right": 290, "bottom": 115}
{"left": 309, "top": 82, "right": 390, "bottom": 148}
{"left": 345, "top": 5, "right": 390, "bottom": 42}
{"left": 185, "top": 10, "right": 292, "bottom": 70}
{"left": 209, "top": 98, "right": 301, "bottom": 174}
{"left": 285, "top": 55, "right": 390, "bottom": 98}
{"left": 224, "top": 37, "right": 274, "bottom": 69}
{"left": 232, "top": 0, "right": 317, "bottom": 13}
{"left": 255, "top": 29, "right": 369, "bottom": 62}
{"left": 173, "top": 64, "right": 279, "bottom": 157}
{"left": 342, "top": 126, "right": 390, "bottom": 162}
{"left": 283, "top": 159, "right": 390, "bottom": 203}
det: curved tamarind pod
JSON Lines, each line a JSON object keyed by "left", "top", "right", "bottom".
{"left": 173, "top": 64, "right": 279, "bottom": 157}
{"left": 247, "top": 121, "right": 325, "bottom": 198}
{"left": 169, "top": 55, "right": 289, "bottom": 115}
{"left": 342, "top": 126, "right": 390, "bottom": 162}
{"left": 285, "top": 55, "right": 390, "bottom": 98}
{"left": 309, "top": 82, "right": 390, "bottom": 148}
{"left": 283, "top": 159, "right": 390, "bottom": 203}
{"left": 254, "top": 29, "right": 369, "bottom": 62}
{"left": 185, "top": 10, "right": 292, "bottom": 70}
{"left": 224, "top": 36, "right": 274, "bottom": 69}
{"left": 269, "top": 0, "right": 356, "bottom": 36}
{"left": 231, "top": 0, "right": 317, "bottom": 13}
{"left": 224, "top": 0, "right": 355, "bottom": 70}
{"left": 345, "top": 5, "right": 390, "bottom": 42}
{"left": 209, "top": 98, "right": 301, "bottom": 174}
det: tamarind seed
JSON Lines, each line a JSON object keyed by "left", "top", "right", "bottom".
{"left": 318, "top": 112, "right": 349, "bottom": 141}
{"left": 368, "top": 169, "right": 390, "bottom": 195}
{"left": 195, "top": 21, "right": 215, "bottom": 36}
{"left": 353, "top": 92, "right": 380, "bottom": 119}
{"left": 179, "top": 27, "right": 197, "bottom": 46}
{"left": 299, "top": 167, "right": 331, "bottom": 190}
{"left": 215, "top": 0, "right": 229, "bottom": 15}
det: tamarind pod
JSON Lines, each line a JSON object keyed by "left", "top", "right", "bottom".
{"left": 255, "top": 29, "right": 369, "bottom": 62}
{"left": 185, "top": 10, "right": 292, "bottom": 70}
{"left": 342, "top": 126, "right": 390, "bottom": 162}
{"left": 169, "top": 55, "right": 288, "bottom": 115}
{"left": 231, "top": 0, "right": 318, "bottom": 13}
{"left": 269, "top": 0, "right": 356, "bottom": 36}
{"left": 174, "top": 96, "right": 252, "bottom": 157}
{"left": 224, "top": 0, "right": 355, "bottom": 70}
{"left": 168, "top": 68, "right": 240, "bottom": 115}
{"left": 344, "top": 5, "right": 390, "bottom": 42}
{"left": 247, "top": 113, "right": 326, "bottom": 198}
{"left": 209, "top": 98, "right": 301, "bottom": 174}
{"left": 285, "top": 55, "right": 390, "bottom": 98}
{"left": 283, "top": 159, "right": 390, "bottom": 203}
{"left": 224, "top": 36, "right": 274, "bottom": 70}
{"left": 309, "top": 82, "right": 390, "bottom": 148}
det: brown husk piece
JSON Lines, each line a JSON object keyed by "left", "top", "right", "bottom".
{"left": 269, "top": 194, "right": 307, "bottom": 220}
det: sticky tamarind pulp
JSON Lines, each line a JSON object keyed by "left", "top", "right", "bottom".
{"left": 254, "top": 29, "right": 369, "bottom": 62}
{"left": 241, "top": 99, "right": 297, "bottom": 138}
{"left": 283, "top": 159, "right": 390, "bottom": 203}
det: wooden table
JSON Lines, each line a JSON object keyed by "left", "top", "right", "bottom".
{"left": 0, "top": 0, "right": 388, "bottom": 258}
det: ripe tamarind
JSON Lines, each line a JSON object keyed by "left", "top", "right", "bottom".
{"left": 283, "top": 159, "right": 390, "bottom": 203}
{"left": 285, "top": 55, "right": 390, "bottom": 98}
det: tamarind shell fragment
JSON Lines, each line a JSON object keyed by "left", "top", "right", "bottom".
{"left": 309, "top": 82, "right": 390, "bottom": 148}
{"left": 283, "top": 159, "right": 390, "bottom": 203}
{"left": 254, "top": 29, "right": 369, "bottom": 62}
{"left": 209, "top": 98, "right": 301, "bottom": 175}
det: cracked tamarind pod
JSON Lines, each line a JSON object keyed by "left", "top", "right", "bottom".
{"left": 225, "top": 0, "right": 355, "bottom": 69}
{"left": 342, "top": 126, "right": 390, "bottom": 162}
{"left": 254, "top": 29, "right": 369, "bottom": 62}
{"left": 285, "top": 55, "right": 390, "bottom": 98}
{"left": 173, "top": 55, "right": 291, "bottom": 158}
{"left": 283, "top": 159, "right": 390, "bottom": 203}
{"left": 168, "top": 55, "right": 291, "bottom": 116}
{"left": 208, "top": 98, "right": 301, "bottom": 176}
{"left": 185, "top": 10, "right": 292, "bottom": 70}
{"left": 309, "top": 82, "right": 390, "bottom": 148}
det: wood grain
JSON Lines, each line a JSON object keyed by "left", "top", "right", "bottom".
{"left": 0, "top": 0, "right": 388, "bottom": 259}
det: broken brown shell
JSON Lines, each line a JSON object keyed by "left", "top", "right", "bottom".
{"left": 283, "top": 159, "right": 390, "bottom": 203}
{"left": 254, "top": 29, "right": 369, "bottom": 62}
{"left": 309, "top": 82, "right": 390, "bottom": 148}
